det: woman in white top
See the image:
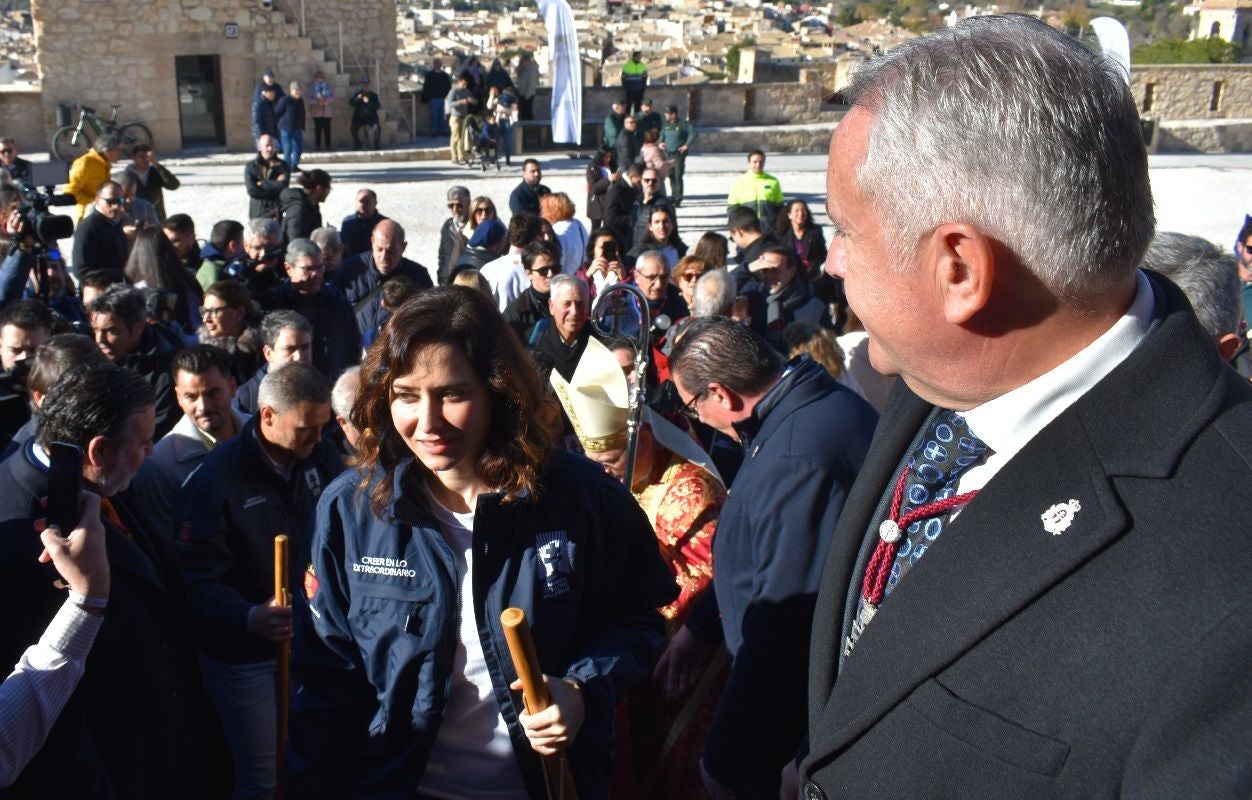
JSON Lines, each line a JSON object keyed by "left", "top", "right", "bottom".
{"left": 540, "top": 192, "right": 589, "bottom": 278}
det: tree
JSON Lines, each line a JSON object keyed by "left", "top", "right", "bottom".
{"left": 725, "top": 37, "right": 756, "bottom": 77}
{"left": 1133, "top": 36, "right": 1243, "bottom": 63}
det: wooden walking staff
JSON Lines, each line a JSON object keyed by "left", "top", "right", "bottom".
{"left": 274, "top": 534, "right": 291, "bottom": 783}
{"left": 500, "top": 608, "right": 579, "bottom": 800}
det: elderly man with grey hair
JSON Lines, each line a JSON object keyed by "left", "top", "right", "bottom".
{"left": 176, "top": 360, "right": 343, "bottom": 800}
{"left": 310, "top": 226, "right": 344, "bottom": 278}
{"left": 532, "top": 273, "right": 594, "bottom": 381}
{"left": 692, "top": 269, "right": 737, "bottom": 318}
{"left": 802, "top": 15, "right": 1252, "bottom": 800}
{"left": 262, "top": 237, "right": 361, "bottom": 381}
{"left": 1141, "top": 231, "right": 1244, "bottom": 364}
{"left": 330, "top": 364, "right": 362, "bottom": 451}
{"left": 439, "top": 184, "right": 471, "bottom": 285}
{"left": 240, "top": 216, "right": 285, "bottom": 296}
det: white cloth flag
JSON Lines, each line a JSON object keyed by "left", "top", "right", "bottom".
{"left": 1091, "top": 17, "right": 1131, "bottom": 84}
{"left": 538, "top": 0, "right": 582, "bottom": 144}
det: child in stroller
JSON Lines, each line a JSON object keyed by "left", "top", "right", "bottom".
{"left": 468, "top": 114, "right": 501, "bottom": 171}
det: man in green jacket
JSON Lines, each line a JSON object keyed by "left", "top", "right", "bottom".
{"left": 660, "top": 104, "right": 697, "bottom": 207}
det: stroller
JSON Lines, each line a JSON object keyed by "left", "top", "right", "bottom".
{"left": 465, "top": 114, "right": 501, "bottom": 171}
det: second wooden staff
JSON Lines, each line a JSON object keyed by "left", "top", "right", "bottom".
{"left": 500, "top": 607, "right": 579, "bottom": 800}
{"left": 274, "top": 534, "right": 290, "bottom": 787}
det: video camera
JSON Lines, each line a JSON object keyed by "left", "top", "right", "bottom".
{"left": 16, "top": 161, "right": 75, "bottom": 248}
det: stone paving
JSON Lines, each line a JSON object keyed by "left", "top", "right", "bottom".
{"left": 142, "top": 143, "right": 1252, "bottom": 272}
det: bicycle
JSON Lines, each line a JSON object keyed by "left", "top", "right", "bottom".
{"left": 50, "top": 104, "right": 153, "bottom": 161}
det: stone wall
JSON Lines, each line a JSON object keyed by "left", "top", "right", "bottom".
{"left": 1158, "top": 119, "right": 1252, "bottom": 152}
{"left": 403, "top": 80, "right": 843, "bottom": 151}
{"left": 1132, "top": 64, "right": 1252, "bottom": 120}
{"left": 31, "top": 0, "right": 399, "bottom": 153}
{"left": 0, "top": 89, "right": 47, "bottom": 153}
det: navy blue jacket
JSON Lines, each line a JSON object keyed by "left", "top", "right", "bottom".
{"left": 275, "top": 94, "right": 306, "bottom": 132}
{"left": 333, "top": 251, "right": 432, "bottom": 343}
{"left": 703, "top": 356, "right": 877, "bottom": 794}
{"left": 251, "top": 94, "right": 278, "bottom": 140}
{"left": 176, "top": 417, "right": 344, "bottom": 663}
{"left": 286, "top": 451, "right": 677, "bottom": 799}
{"left": 0, "top": 443, "right": 214, "bottom": 797}
{"left": 339, "top": 211, "right": 386, "bottom": 257}
{"left": 261, "top": 281, "right": 362, "bottom": 381}
{"left": 508, "top": 180, "right": 550, "bottom": 216}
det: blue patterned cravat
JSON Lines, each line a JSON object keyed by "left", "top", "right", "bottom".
{"left": 884, "top": 409, "right": 992, "bottom": 596}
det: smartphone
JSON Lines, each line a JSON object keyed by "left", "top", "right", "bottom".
{"left": 46, "top": 442, "right": 83, "bottom": 534}
{"left": 603, "top": 240, "right": 618, "bottom": 261}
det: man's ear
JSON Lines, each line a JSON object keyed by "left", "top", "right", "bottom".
{"left": 1217, "top": 332, "right": 1241, "bottom": 362}
{"left": 84, "top": 434, "right": 111, "bottom": 472}
{"left": 708, "top": 381, "right": 743, "bottom": 412}
{"left": 259, "top": 405, "right": 275, "bottom": 428}
{"left": 929, "top": 222, "right": 995, "bottom": 325}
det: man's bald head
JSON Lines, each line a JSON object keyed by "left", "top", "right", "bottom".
{"left": 371, "top": 219, "right": 407, "bottom": 276}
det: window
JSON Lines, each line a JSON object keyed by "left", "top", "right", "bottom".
{"left": 1210, "top": 80, "right": 1225, "bottom": 113}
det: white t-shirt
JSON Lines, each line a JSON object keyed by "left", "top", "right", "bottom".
{"left": 480, "top": 252, "right": 527, "bottom": 312}
{"left": 415, "top": 496, "right": 528, "bottom": 800}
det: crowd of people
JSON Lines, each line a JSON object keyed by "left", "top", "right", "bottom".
{"left": 1, "top": 14, "right": 1251, "bottom": 800}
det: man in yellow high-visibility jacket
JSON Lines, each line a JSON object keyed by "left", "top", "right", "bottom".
{"left": 621, "top": 51, "right": 648, "bottom": 115}
{"left": 727, "top": 149, "right": 784, "bottom": 233}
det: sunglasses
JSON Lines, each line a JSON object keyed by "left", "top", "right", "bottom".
{"left": 0, "top": 149, "right": 14, "bottom": 155}
{"left": 679, "top": 271, "right": 706, "bottom": 282}
{"left": 199, "top": 306, "right": 235, "bottom": 317}
{"left": 642, "top": 179, "right": 658, "bottom": 184}
{"left": 102, "top": 197, "right": 123, "bottom": 206}
{"left": 528, "top": 266, "right": 557, "bottom": 277}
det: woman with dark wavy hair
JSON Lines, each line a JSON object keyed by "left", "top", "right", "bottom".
{"left": 287, "top": 286, "right": 677, "bottom": 799}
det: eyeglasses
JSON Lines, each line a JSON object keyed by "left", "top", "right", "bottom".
{"left": 290, "top": 262, "right": 325, "bottom": 274}
{"left": 528, "top": 266, "right": 557, "bottom": 277}
{"left": 680, "top": 391, "right": 704, "bottom": 422}
{"left": 199, "top": 305, "right": 234, "bottom": 317}
{"left": 0, "top": 149, "right": 14, "bottom": 155}
{"left": 448, "top": 202, "right": 464, "bottom": 210}
{"left": 474, "top": 208, "right": 490, "bottom": 215}
{"left": 642, "top": 179, "right": 658, "bottom": 184}
{"left": 635, "top": 271, "right": 668, "bottom": 283}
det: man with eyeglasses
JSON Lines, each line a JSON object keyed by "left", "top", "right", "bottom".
{"left": 0, "top": 137, "right": 32, "bottom": 187}
{"left": 438, "top": 185, "right": 471, "bottom": 286}
{"left": 263, "top": 238, "right": 360, "bottom": 382}
{"left": 632, "top": 250, "right": 688, "bottom": 329}
{"left": 70, "top": 180, "right": 130, "bottom": 281}
{"left": 504, "top": 241, "right": 560, "bottom": 341}
{"left": 665, "top": 317, "right": 877, "bottom": 799}
{"left": 1234, "top": 216, "right": 1252, "bottom": 334}
{"left": 67, "top": 136, "right": 124, "bottom": 224}
{"left": 630, "top": 168, "right": 675, "bottom": 250}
